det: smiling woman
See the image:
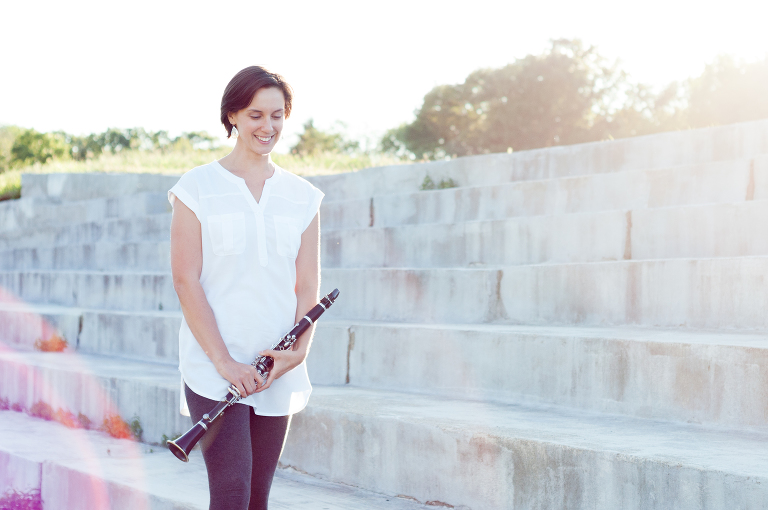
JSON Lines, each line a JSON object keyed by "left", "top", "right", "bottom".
{"left": 167, "top": 66, "right": 324, "bottom": 510}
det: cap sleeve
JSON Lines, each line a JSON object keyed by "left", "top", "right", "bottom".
{"left": 302, "top": 185, "right": 324, "bottom": 232}
{"left": 168, "top": 170, "right": 201, "bottom": 221}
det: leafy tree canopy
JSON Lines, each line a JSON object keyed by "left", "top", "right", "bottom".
{"left": 385, "top": 39, "right": 768, "bottom": 160}
{"left": 290, "top": 119, "right": 359, "bottom": 157}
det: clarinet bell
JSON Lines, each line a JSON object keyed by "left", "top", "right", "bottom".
{"left": 167, "top": 421, "right": 207, "bottom": 462}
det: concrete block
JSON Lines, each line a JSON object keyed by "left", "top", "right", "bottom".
{"left": 22, "top": 173, "right": 179, "bottom": 201}
{"left": 322, "top": 257, "right": 768, "bottom": 329}
{"left": 342, "top": 322, "right": 768, "bottom": 430}
{"left": 306, "top": 322, "right": 351, "bottom": 386}
{"left": 283, "top": 386, "right": 768, "bottom": 510}
{"left": 0, "top": 352, "right": 185, "bottom": 443}
{"left": 0, "top": 270, "right": 178, "bottom": 312}
{"left": 321, "top": 267, "right": 506, "bottom": 324}
{"left": 0, "top": 242, "right": 172, "bottom": 272}
{"left": 498, "top": 257, "right": 768, "bottom": 330}
{"left": 0, "top": 191, "right": 170, "bottom": 236}
{"left": 370, "top": 157, "right": 758, "bottom": 228}
{"left": 0, "top": 451, "right": 41, "bottom": 494}
{"left": 0, "top": 302, "right": 81, "bottom": 351}
{"left": 307, "top": 120, "right": 768, "bottom": 202}
{"left": 78, "top": 310, "right": 181, "bottom": 363}
{"left": 632, "top": 200, "right": 768, "bottom": 259}
{"left": 0, "top": 213, "right": 171, "bottom": 252}
{"left": 320, "top": 198, "right": 372, "bottom": 230}
{"left": 322, "top": 210, "right": 629, "bottom": 268}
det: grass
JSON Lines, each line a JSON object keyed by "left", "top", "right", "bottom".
{"left": 0, "top": 148, "right": 407, "bottom": 202}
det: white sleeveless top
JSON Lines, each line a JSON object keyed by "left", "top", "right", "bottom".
{"left": 168, "top": 160, "right": 324, "bottom": 416}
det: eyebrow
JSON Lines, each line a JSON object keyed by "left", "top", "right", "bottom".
{"left": 247, "top": 108, "right": 284, "bottom": 113}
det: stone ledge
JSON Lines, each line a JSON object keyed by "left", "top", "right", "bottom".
{"left": 0, "top": 410, "right": 432, "bottom": 510}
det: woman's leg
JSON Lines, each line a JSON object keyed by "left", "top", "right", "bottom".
{"left": 184, "top": 384, "right": 252, "bottom": 510}
{"left": 247, "top": 413, "right": 291, "bottom": 510}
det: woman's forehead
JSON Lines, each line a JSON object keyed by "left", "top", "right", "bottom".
{"left": 246, "top": 87, "right": 285, "bottom": 111}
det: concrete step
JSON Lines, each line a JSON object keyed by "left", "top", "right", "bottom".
{"left": 7, "top": 257, "right": 768, "bottom": 329}
{"left": 0, "top": 241, "right": 172, "bottom": 272}
{"left": 0, "top": 191, "right": 170, "bottom": 233}
{"left": 0, "top": 350, "right": 185, "bottom": 444}
{"left": 0, "top": 301, "right": 83, "bottom": 353}
{"left": 4, "top": 198, "right": 768, "bottom": 272}
{"left": 0, "top": 270, "right": 177, "bottom": 312}
{"left": 320, "top": 257, "right": 768, "bottom": 329}
{"left": 3, "top": 316, "right": 765, "bottom": 435}
{"left": 0, "top": 301, "right": 180, "bottom": 363}
{"left": 0, "top": 302, "right": 347, "bottom": 386}
{"left": 362, "top": 156, "right": 768, "bottom": 229}
{"left": 325, "top": 199, "right": 768, "bottom": 268}
{"left": 3, "top": 367, "right": 765, "bottom": 509}
{"left": 283, "top": 386, "right": 768, "bottom": 510}
{"left": 0, "top": 411, "right": 431, "bottom": 510}
{"left": 0, "top": 213, "right": 172, "bottom": 251}
{"left": 308, "top": 119, "right": 768, "bottom": 201}
{"left": 21, "top": 172, "right": 179, "bottom": 201}
{"left": 336, "top": 321, "right": 768, "bottom": 431}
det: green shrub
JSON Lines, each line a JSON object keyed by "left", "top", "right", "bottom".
{"left": 129, "top": 415, "right": 143, "bottom": 441}
{"left": 421, "top": 175, "right": 458, "bottom": 191}
{"left": 77, "top": 412, "right": 92, "bottom": 430}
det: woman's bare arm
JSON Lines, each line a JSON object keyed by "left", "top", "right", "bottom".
{"left": 256, "top": 212, "right": 320, "bottom": 391}
{"left": 169, "top": 195, "right": 261, "bottom": 397}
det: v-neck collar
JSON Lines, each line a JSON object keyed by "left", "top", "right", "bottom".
{"left": 213, "top": 160, "right": 281, "bottom": 267}
{"left": 212, "top": 160, "right": 281, "bottom": 209}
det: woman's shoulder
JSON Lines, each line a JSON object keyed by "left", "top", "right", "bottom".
{"left": 274, "top": 165, "right": 323, "bottom": 198}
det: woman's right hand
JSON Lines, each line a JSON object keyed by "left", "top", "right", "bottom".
{"left": 214, "top": 358, "right": 263, "bottom": 397}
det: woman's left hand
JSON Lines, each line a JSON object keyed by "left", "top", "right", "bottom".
{"left": 253, "top": 348, "right": 305, "bottom": 392}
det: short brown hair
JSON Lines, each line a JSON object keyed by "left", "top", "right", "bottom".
{"left": 220, "top": 66, "right": 293, "bottom": 138}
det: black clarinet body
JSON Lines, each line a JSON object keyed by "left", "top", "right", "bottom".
{"left": 168, "top": 288, "right": 340, "bottom": 462}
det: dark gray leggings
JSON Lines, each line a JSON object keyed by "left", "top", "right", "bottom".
{"left": 184, "top": 384, "right": 290, "bottom": 510}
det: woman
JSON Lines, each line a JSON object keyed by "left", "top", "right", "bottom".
{"left": 168, "top": 66, "right": 323, "bottom": 510}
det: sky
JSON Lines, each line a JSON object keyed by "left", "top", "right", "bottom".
{"left": 1, "top": 0, "right": 766, "bottom": 151}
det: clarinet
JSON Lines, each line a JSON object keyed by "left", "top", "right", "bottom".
{"left": 168, "top": 288, "right": 340, "bottom": 462}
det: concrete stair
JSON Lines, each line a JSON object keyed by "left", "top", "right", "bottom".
{"left": 0, "top": 411, "right": 432, "bottom": 510}
{"left": 1, "top": 120, "right": 768, "bottom": 508}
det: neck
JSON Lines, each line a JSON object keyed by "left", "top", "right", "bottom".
{"left": 220, "top": 141, "right": 274, "bottom": 180}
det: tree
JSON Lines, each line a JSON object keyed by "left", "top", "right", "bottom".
{"left": 290, "top": 119, "right": 359, "bottom": 156}
{"left": 389, "top": 39, "right": 624, "bottom": 159}
{"left": 10, "top": 129, "right": 69, "bottom": 167}
{"left": 687, "top": 55, "right": 768, "bottom": 128}
{"left": 385, "top": 39, "right": 694, "bottom": 159}
{"left": 0, "top": 126, "right": 23, "bottom": 172}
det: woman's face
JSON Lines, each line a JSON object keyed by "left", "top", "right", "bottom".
{"left": 229, "top": 86, "right": 286, "bottom": 156}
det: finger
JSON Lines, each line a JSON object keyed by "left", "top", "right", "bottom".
{"left": 246, "top": 378, "right": 258, "bottom": 396}
{"left": 250, "top": 367, "right": 264, "bottom": 387}
{"left": 235, "top": 382, "right": 247, "bottom": 399}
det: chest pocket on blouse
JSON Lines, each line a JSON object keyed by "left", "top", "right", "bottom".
{"left": 208, "top": 212, "right": 246, "bottom": 256}
{"left": 273, "top": 215, "right": 302, "bottom": 259}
